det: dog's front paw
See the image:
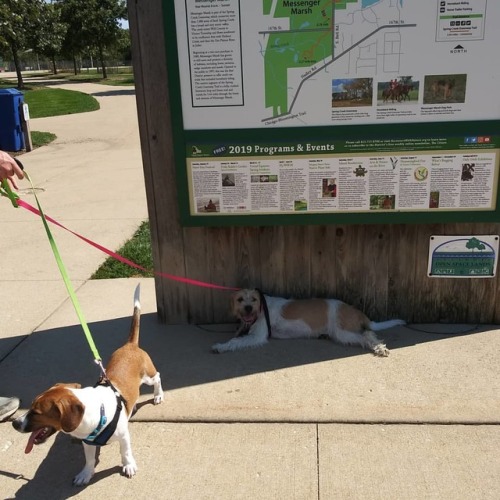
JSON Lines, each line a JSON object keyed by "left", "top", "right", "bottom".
{"left": 212, "top": 343, "right": 227, "bottom": 354}
{"left": 73, "top": 467, "right": 94, "bottom": 486}
{"left": 153, "top": 391, "right": 164, "bottom": 405}
{"left": 122, "top": 460, "right": 138, "bottom": 478}
{"left": 373, "top": 344, "right": 390, "bottom": 357}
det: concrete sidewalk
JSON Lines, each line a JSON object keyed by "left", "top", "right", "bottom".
{"left": 2, "top": 420, "right": 498, "bottom": 499}
{"left": 1, "top": 80, "right": 499, "bottom": 499}
{"left": 1, "top": 279, "right": 499, "bottom": 425}
{"left": 0, "top": 81, "right": 147, "bottom": 356}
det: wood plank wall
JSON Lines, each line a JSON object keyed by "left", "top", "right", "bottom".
{"left": 128, "top": 0, "right": 500, "bottom": 325}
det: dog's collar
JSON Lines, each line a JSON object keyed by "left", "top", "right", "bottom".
{"left": 256, "top": 289, "right": 272, "bottom": 339}
{"left": 82, "top": 380, "right": 124, "bottom": 447}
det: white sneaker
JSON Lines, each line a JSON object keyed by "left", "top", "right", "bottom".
{"left": 0, "top": 397, "right": 20, "bottom": 421}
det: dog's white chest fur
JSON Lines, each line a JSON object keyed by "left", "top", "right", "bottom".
{"left": 67, "top": 386, "right": 126, "bottom": 441}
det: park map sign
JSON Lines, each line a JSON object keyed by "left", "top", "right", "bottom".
{"left": 163, "top": 0, "right": 500, "bottom": 226}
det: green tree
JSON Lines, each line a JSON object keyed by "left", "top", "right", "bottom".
{"left": 0, "top": 0, "right": 45, "bottom": 88}
{"left": 109, "top": 28, "right": 131, "bottom": 62}
{"left": 29, "top": 2, "right": 67, "bottom": 75}
{"left": 57, "top": 0, "right": 127, "bottom": 78}
{"left": 56, "top": 0, "right": 85, "bottom": 74}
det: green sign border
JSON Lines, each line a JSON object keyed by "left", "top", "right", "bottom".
{"left": 162, "top": 1, "right": 500, "bottom": 227}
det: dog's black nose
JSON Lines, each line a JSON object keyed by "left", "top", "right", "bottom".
{"left": 12, "top": 418, "right": 22, "bottom": 431}
{"left": 244, "top": 305, "right": 253, "bottom": 313}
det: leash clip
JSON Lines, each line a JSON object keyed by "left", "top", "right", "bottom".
{"left": 94, "top": 359, "right": 107, "bottom": 379}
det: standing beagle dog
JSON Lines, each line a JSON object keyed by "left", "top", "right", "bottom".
{"left": 13, "top": 285, "right": 164, "bottom": 486}
{"left": 212, "top": 289, "right": 405, "bottom": 356}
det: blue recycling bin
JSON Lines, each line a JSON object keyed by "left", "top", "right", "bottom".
{"left": 0, "top": 88, "right": 25, "bottom": 151}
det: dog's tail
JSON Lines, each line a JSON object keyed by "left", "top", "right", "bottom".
{"left": 128, "top": 284, "right": 141, "bottom": 344}
{"left": 369, "top": 319, "right": 405, "bottom": 331}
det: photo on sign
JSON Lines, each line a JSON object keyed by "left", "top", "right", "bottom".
{"left": 370, "top": 195, "right": 396, "bottom": 210}
{"left": 322, "top": 178, "right": 337, "bottom": 198}
{"left": 461, "top": 163, "right": 474, "bottom": 181}
{"left": 377, "top": 76, "right": 419, "bottom": 105}
{"left": 222, "top": 173, "right": 235, "bottom": 186}
{"left": 423, "top": 74, "right": 467, "bottom": 104}
{"left": 429, "top": 191, "right": 440, "bottom": 209}
{"left": 294, "top": 199, "right": 308, "bottom": 211}
{"left": 197, "top": 197, "right": 219, "bottom": 213}
{"left": 332, "top": 78, "right": 373, "bottom": 108}
{"left": 250, "top": 175, "right": 278, "bottom": 183}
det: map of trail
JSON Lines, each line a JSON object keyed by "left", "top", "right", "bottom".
{"left": 261, "top": 0, "right": 334, "bottom": 119}
{"left": 175, "top": 0, "right": 497, "bottom": 130}
{"left": 261, "top": 0, "right": 408, "bottom": 121}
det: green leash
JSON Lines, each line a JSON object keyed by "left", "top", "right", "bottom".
{"left": 25, "top": 171, "right": 103, "bottom": 363}
{"left": 0, "top": 177, "right": 20, "bottom": 207}
{"left": 1, "top": 165, "right": 103, "bottom": 366}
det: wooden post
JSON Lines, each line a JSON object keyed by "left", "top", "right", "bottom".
{"left": 19, "top": 101, "right": 33, "bottom": 152}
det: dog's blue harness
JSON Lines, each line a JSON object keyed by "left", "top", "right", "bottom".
{"left": 82, "top": 380, "right": 125, "bottom": 446}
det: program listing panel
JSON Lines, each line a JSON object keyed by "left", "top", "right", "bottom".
{"left": 189, "top": 150, "right": 498, "bottom": 216}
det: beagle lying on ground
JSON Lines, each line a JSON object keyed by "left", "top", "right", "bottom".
{"left": 13, "top": 285, "right": 164, "bottom": 486}
{"left": 212, "top": 289, "right": 405, "bottom": 356}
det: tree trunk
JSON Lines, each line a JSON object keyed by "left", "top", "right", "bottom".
{"left": 73, "top": 55, "right": 78, "bottom": 75}
{"left": 11, "top": 44, "right": 24, "bottom": 90}
{"left": 98, "top": 45, "right": 107, "bottom": 79}
{"left": 51, "top": 56, "right": 57, "bottom": 75}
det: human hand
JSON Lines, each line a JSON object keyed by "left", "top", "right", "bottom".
{"left": 0, "top": 150, "right": 24, "bottom": 190}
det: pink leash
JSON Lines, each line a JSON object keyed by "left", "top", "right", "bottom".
{"left": 17, "top": 199, "right": 239, "bottom": 291}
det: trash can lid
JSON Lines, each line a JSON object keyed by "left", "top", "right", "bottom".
{"left": 0, "top": 88, "right": 23, "bottom": 95}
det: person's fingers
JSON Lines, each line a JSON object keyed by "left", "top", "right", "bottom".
{"left": 0, "top": 158, "right": 24, "bottom": 181}
{"left": 12, "top": 162, "right": 24, "bottom": 179}
{"left": 6, "top": 177, "right": 19, "bottom": 190}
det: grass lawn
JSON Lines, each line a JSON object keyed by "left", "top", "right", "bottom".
{"left": 31, "top": 131, "right": 57, "bottom": 148}
{"left": 91, "top": 221, "right": 153, "bottom": 279}
{"left": 23, "top": 87, "right": 99, "bottom": 118}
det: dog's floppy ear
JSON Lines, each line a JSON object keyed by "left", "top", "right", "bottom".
{"left": 46, "top": 386, "right": 84, "bottom": 432}
{"left": 56, "top": 397, "right": 85, "bottom": 432}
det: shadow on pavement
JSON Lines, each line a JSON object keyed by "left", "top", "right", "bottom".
{"left": 0, "top": 312, "right": 487, "bottom": 406}
{"left": 9, "top": 78, "right": 136, "bottom": 97}
{"left": 90, "top": 89, "right": 135, "bottom": 97}
{"left": 2, "top": 433, "right": 120, "bottom": 499}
